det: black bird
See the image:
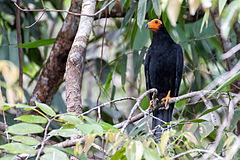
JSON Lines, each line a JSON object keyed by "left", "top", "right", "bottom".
{"left": 144, "top": 19, "right": 183, "bottom": 138}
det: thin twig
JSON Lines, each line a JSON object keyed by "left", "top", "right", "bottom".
{"left": 13, "top": 0, "right": 116, "bottom": 17}
{"left": 82, "top": 97, "right": 136, "bottom": 115}
{"left": 96, "top": 10, "right": 108, "bottom": 122}
{"left": 138, "top": 106, "right": 152, "bottom": 134}
{"left": 16, "top": 0, "right": 23, "bottom": 90}
{"left": 222, "top": 43, "right": 240, "bottom": 59}
{"left": 201, "top": 95, "right": 240, "bottom": 160}
{"left": 200, "top": 92, "right": 217, "bottom": 125}
{"left": 35, "top": 118, "right": 53, "bottom": 160}
{"left": 172, "top": 148, "right": 224, "bottom": 159}
{"left": 25, "top": 12, "right": 45, "bottom": 28}
{"left": 120, "top": 88, "right": 158, "bottom": 133}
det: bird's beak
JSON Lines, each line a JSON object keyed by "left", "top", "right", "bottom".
{"left": 145, "top": 23, "right": 150, "bottom": 29}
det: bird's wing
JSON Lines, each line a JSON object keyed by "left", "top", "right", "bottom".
{"left": 174, "top": 44, "right": 184, "bottom": 97}
{"left": 144, "top": 49, "right": 152, "bottom": 99}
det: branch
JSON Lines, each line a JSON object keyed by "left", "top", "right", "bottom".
{"left": 113, "top": 90, "right": 238, "bottom": 129}
{"left": 120, "top": 88, "right": 158, "bottom": 133}
{"left": 171, "top": 148, "right": 224, "bottom": 159}
{"left": 82, "top": 97, "right": 136, "bottom": 115}
{"left": 36, "top": 118, "right": 54, "bottom": 160}
{"left": 222, "top": 43, "right": 240, "bottom": 59}
{"left": 13, "top": 0, "right": 116, "bottom": 17}
{"left": 16, "top": 0, "right": 23, "bottom": 91}
{"left": 29, "top": 0, "right": 82, "bottom": 106}
{"left": 201, "top": 95, "right": 240, "bottom": 160}
{"left": 66, "top": 0, "right": 96, "bottom": 113}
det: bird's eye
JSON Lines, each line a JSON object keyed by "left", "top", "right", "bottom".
{"left": 155, "top": 20, "right": 158, "bottom": 24}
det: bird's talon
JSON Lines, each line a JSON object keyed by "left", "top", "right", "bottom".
{"left": 161, "top": 90, "right": 171, "bottom": 108}
{"left": 148, "top": 100, "right": 154, "bottom": 110}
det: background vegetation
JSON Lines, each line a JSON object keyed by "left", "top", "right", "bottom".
{"left": 0, "top": 0, "right": 240, "bottom": 159}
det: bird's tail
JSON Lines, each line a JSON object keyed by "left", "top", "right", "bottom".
{"left": 152, "top": 103, "right": 174, "bottom": 139}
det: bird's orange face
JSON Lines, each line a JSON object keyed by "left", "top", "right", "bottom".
{"left": 145, "top": 19, "right": 162, "bottom": 32}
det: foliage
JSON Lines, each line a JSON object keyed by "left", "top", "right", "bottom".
{"left": 0, "top": 102, "right": 240, "bottom": 159}
{"left": 0, "top": 0, "right": 240, "bottom": 159}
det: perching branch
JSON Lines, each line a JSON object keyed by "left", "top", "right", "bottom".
{"left": 113, "top": 90, "right": 238, "bottom": 129}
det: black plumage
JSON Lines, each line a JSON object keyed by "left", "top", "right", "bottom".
{"left": 144, "top": 19, "right": 183, "bottom": 138}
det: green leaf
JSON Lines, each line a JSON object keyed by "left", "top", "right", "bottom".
{"left": 76, "top": 124, "right": 93, "bottom": 135}
{"left": 220, "top": 0, "right": 240, "bottom": 39}
{"left": 51, "top": 146, "right": 88, "bottom": 160}
{"left": 160, "top": 130, "right": 170, "bottom": 154}
{"left": 121, "top": 54, "right": 127, "bottom": 86}
{"left": 49, "top": 129, "right": 81, "bottom": 137}
{"left": 137, "top": 0, "right": 147, "bottom": 29}
{"left": 0, "top": 154, "right": 16, "bottom": 160}
{"left": 189, "top": 119, "right": 207, "bottom": 123}
{"left": 76, "top": 123, "right": 103, "bottom": 136}
{"left": 184, "top": 132, "right": 198, "bottom": 145}
{"left": 83, "top": 116, "right": 98, "bottom": 124}
{"left": 121, "top": 3, "right": 137, "bottom": 27}
{"left": 15, "top": 103, "right": 36, "bottom": 110}
{"left": 111, "top": 147, "right": 126, "bottom": 160}
{"left": 219, "top": 0, "right": 227, "bottom": 15}
{"left": 18, "top": 38, "right": 55, "bottom": 48}
{"left": 133, "top": 23, "right": 150, "bottom": 50}
{"left": 199, "top": 105, "right": 222, "bottom": 118}
{"left": 182, "top": 123, "right": 198, "bottom": 133}
{"left": 121, "top": 0, "right": 126, "bottom": 10}
{"left": 208, "top": 71, "right": 240, "bottom": 98}
{"left": 230, "top": 109, "right": 240, "bottom": 130}
{"left": 7, "top": 123, "right": 44, "bottom": 135}
{"left": 151, "top": 0, "right": 161, "bottom": 18}
{"left": 0, "top": 143, "right": 36, "bottom": 154}
{"left": 109, "top": 0, "right": 117, "bottom": 14}
{"left": 199, "top": 122, "right": 214, "bottom": 140}
{"left": 91, "top": 124, "right": 104, "bottom": 136}
{"left": 15, "top": 115, "right": 47, "bottom": 124}
{"left": 133, "top": 47, "right": 147, "bottom": 80}
{"left": 10, "top": 136, "right": 40, "bottom": 145}
{"left": 104, "top": 72, "right": 113, "bottom": 91}
{"left": 59, "top": 115, "right": 83, "bottom": 124}
{"left": 100, "top": 122, "right": 118, "bottom": 131}
{"left": 35, "top": 101, "right": 56, "bottom": 117}
{"left": 143, "top": 147, "right": 159, "bottom": 160}
{"left": 110, "top": 85, "right": 116, "bottom": 107}
{"left": 126, "top": 142, "right": 135, "bottom": 160}
{"left": 41, "top": 147, "right": 69, "bottom": 160}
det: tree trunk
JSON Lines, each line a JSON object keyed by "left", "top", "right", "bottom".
{"left": 29, "top": 0, "right": 82, "bottom": 105}
{"left": 66, "top": 0, "right": 96, "bottom": 114}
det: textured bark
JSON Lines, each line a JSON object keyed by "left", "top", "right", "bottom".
{"left": 66, "top": 0, "right": 96, "bottom": 113}
{"left": 29, "top": 0, "right": 82, "bottom": 105}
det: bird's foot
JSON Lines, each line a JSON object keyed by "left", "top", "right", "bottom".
{"left": 148, "top": 98, "right": 159, "bottom": 110}
{"left": 148, "top": 100, "right": 153, "bottom": 110}
{"left": 161, "top": 90, "right": 172, "bottom": 108}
